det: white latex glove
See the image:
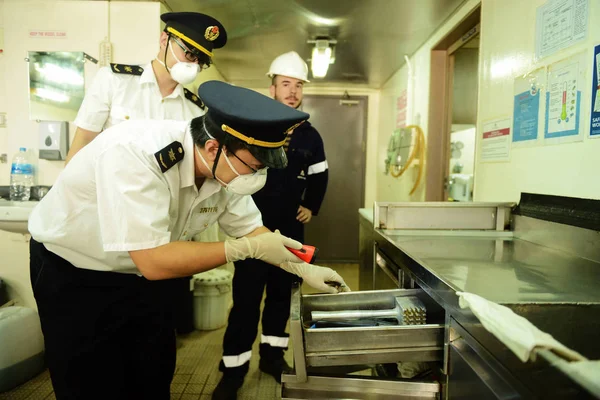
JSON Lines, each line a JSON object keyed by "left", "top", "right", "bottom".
{"left": 224, "top": 230, "right": 303, "bottom": 265}
{"left": 280, "top": 261, "right": 351, "bottom": 294}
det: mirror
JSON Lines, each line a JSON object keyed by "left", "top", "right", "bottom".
{"left": 27, "top": 51, "right": 85, "bottom": 121}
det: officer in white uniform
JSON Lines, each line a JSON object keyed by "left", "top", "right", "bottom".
{"left": 29, "top": 81, "right": 349, "bottom": 400}
{"left": 67, "top": 12, "right": 228, "bottom": 334}
{"left": 66, "top": 12, "right": 226, "bottom": 163}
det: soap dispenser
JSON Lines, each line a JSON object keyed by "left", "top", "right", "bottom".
{"left": 39, "top": 121, "right": 69, "bottom": 160}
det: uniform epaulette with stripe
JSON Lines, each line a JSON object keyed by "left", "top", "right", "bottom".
{"left": 110, "top": 63, "right": 144, "bottom": 76}
{"left": 154, "top": 141, "right": 185, "bottom": 173}
{"left": 184, "top": 88, "right": 206, "bottom": 110}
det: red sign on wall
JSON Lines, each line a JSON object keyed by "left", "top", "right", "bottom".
{"left": 396, "top": 89, "right": 407, "bottom": 128}
{"left": 482, "top": 127, "right": 510, "bottom": 139}
{"left": 29, "top": 31, "right": 67, "bottom": 38}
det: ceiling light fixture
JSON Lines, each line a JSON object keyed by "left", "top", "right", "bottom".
{"left": 308, "top": 39, "right": 337, "bottom": 79}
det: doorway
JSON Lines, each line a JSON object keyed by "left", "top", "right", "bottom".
{"left": 426, "top": 6, "right": 481, "bottom": 202}
{"left": 301, "top": 95, "right": 367, "bottom": 262}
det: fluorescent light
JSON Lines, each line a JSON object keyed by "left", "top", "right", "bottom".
{"left": 311, "top": 46, "right": 331, "bottom": 78}
{"left": 308, "top": 15, "right": 341, "bottom": 27}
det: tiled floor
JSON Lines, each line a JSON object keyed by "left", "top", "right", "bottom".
{"left": 0, "top": 263, "right": 359, "bottom": 400}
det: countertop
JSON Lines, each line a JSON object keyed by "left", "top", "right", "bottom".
{"left": 378, "top": 231, "right": 600, "bottom": 304}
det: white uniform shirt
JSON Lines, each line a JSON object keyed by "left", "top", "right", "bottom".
{"left": 74, "top": 62, "right": 204, "bottom": 132}
{"left": 29, "top": 120, "right": 262, "bottom": 274}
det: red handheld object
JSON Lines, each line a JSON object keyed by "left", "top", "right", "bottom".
{"left": 286, "top": 245, "right": 318, "bottom": 264}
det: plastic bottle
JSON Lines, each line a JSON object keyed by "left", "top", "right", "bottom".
{"left": 10, "top": 148, "right": 34, "bottom": 201}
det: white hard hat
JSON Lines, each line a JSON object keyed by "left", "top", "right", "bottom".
{"left": 266, "top": 51, "right": 310, "bottom": 83}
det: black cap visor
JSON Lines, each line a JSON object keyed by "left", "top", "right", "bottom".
{"left": 248, "top": 145, "right": 288, "bottom": 169}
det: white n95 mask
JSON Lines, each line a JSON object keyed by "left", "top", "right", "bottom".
{"left": 155, "top": 41, "right": 200, "bottom": 85}
{"left": 196, "top": 145, "right": 268, "bottom": 196}
{"left": 168, "top": 43, "right": 200, "bottom": 85}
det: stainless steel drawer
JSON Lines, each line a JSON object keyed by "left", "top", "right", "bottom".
{"left": 295, "top": 288, "right": 445, "bottom": 367}
{"left": 282, "top": 375, "right": 440, "bottom": 400}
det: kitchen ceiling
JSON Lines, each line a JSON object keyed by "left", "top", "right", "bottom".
{"left": 157, "top": 0, "right": 466, "bottom": 88}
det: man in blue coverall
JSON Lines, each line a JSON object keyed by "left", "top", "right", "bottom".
{"left": 213, "top": 51, "right": 330, "bottom": 400}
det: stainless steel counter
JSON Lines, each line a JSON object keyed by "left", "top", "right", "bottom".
{"left": 379, "top": 232, "right": 600, "bottom": 304}
{"left": 284, "top": 205, "right": 600, "bottom": 399}
{"left": 371, "top": 222, "right": 600, "bottom": 399}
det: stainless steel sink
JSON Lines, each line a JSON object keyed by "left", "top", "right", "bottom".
{"left": 508, "top": 303, "right": 600, "bottom": 360}
{"left": 452, "top": 302, "right": 600, "bottom": 399}
{"left": 0, "top": 199, "right": 38, "bottom": 234}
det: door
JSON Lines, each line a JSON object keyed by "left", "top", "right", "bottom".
{"left": 426, "top": 6, "right": 481, "bottom": 201}
{"left": 301, "top": 95, "right": 367, "bottom": 262}
{"left": 447, "top": 32, "right": 479, "bottom": 202}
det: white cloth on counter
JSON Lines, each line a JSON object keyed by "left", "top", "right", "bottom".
{"left": 456, "top": 291, "right": 586, "bottom": 363}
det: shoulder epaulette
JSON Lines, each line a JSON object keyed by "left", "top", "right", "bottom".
{"left": 184, "top": 88, "right": 205, "bottom": 110}
{"left": 110, "top": 63, "right": 144, "bottom": 76}
{"left": 154, "top": 141, "right": 184, "bottom": 173}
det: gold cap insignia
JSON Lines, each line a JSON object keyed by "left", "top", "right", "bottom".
{"left": 205, "top": 26, "right": 220, "bottom": 41}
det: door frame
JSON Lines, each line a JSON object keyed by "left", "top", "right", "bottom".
{"left": 426, "top": 6, "right": 481, "bottom": 201}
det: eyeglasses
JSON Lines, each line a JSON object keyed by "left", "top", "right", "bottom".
{"left": 230, "top": 151, "right": 266, "bottom": 174}
{"left": 171, "top": 37, "right": 211, "bottom": 70}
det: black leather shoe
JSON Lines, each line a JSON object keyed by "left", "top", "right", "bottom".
{"left": 259, "top": 357, "right": 292, "bottom": 384}
{"left": 212, "top": 376, "right": 243, "bottom": 400}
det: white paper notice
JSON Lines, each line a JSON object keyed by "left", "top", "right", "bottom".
{"left": 481, "top": 118, "right": 511, "bottom": 162}
{"left": 544, "top": 51, "right": 586, "bottom": 144}
{"left": 535, "top": 0, "right": 589, "bottom": 60}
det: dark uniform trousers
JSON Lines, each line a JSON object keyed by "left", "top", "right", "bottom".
{"left": 30, "top": 239, "right": 176, "bottom": 400}
{"left": 220, "top": 257, "right": 301, "bottom": 375}
{"left": 219, "top": 121, "right": 327, "bottom": 379}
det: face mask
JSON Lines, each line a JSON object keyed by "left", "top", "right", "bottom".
{"left": 155, "top": 40, "right": 200, "bottom": 85}
{"left": 196, "top": 145, "right": 268, "bottom": 196}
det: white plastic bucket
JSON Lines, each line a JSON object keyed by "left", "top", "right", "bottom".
{"left": 192, "top": 269, "right": 233, "bottom": 330}
{"left": 0, "top": 307, "right": 45, "bottom": 392}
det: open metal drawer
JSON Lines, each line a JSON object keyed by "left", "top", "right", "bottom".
{"left": 282, "top": 375, "right": 441, "bottom": 400}
{"left": 284, "top": 286, "right": 444, "bottom": 399}
{"left": 292, "top": 287, "right": 446, "bottom": 369}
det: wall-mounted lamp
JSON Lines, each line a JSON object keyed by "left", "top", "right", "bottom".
{"left": 308, "top": 39, "right": 337, "bottom": 78}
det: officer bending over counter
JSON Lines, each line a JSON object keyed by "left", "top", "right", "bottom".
{"left": 28, "top": 80, "right": 349, "bottom": 400}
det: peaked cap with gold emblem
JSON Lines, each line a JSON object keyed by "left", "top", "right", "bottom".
{"left": 161, "top": 12, "right": 227, "bottom": 63}
{"left": 198, "top": 80, "right": 309, "bottom": 169}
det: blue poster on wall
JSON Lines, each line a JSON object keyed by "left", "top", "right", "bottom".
{"left": 513, "top": 88, "right": 540, "bottom": 142}
{"left": 590, "top": 44, "right": 600, "bottom": 138}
